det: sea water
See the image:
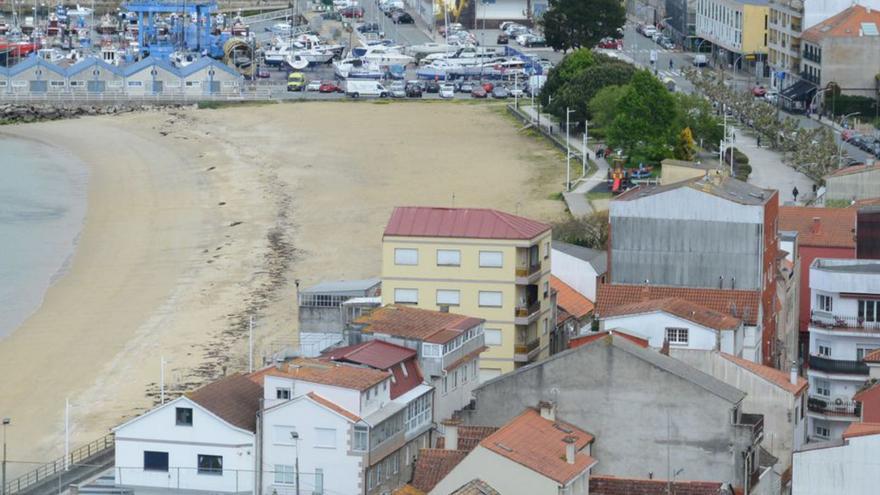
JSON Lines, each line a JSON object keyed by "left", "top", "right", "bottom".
{"left": 0, "top": 135, "right": 88, "bottom": 338}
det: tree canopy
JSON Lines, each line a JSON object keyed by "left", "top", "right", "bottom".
{"left": 607, "top": 71, "right": 680, "bottom": 164}
{"left": 541, "top": 0, "right": 626, "bottom": 52}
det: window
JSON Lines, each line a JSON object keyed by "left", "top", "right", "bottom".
{"left": 422, "top": 343, "right": 441, "bottom": 357}
{"left": 485, "top": 328, "right": 502, "bottom": 346}
{"left": 49, "top": 80, "right": 65, "bottom": 87}
{"left": 436, "top": 249, "right": 461, "bottom": 266}
{"left": 814, "top": 425, "right": 829, "bottom": 439}
{"left": 143, "top": 451, "right": 168, "bottom": 472}
{"left": 276, "top": 388, "right": 291, "bottom": 400}
{"left": 400, "top": 362, "right": 409, "bottom": 377}
{"left": 405, "top": 393, "right": 432, "bottom": 432}
{"left": 543, "top": 317, "right": 549, "bottom": 335}
{"left": 353, "top": 425, "right": 368, "bottom": 451}
{"left": 859, "top": 300, "right": 879, "bottom": 323}
{"left": 185, "top": 80, "right": 201, "bottom": 87}
{"left": 479, "top": 251, "right": 503, "bottom": 268}
{"left": 315, "top": 468, "right": 324, "bottom": 494}
{"left": 443, "top": 376, "right": 448, "bottom": 395}
{"left": 394, "top": 288, "right": 418, "bottom": 304}
{"left": 394, "top": 248, "right": 418, "bottom": 265}
{"left": 857, "top": 346, "right": 878, "bottom": 361}
{"left": 817, "top": 341, "right": 831, "bottom": 357}
{"left": 315, "top": 428, "right": 336, "bottom": 448}
{"left": 175, "top": 407, "right": 193, "bottom": 426}
{"left": 453, "top": 368, "right": 459, "bottom": 388}
{"left": 816, "top": 294, "right": 833, "bottom": 312}
{"left": 367, "top": 468, "right": 374, "bottom": 489}
{"left": 666, "top": 327, "right": 689, "bottom": 346}
{"left": 815, "top": 378, "right": 830, "bottom": 397}
{"left": 392, "top": 452, "right": 400, "bottom": 474}
{"left": 544, "top": 241, "right": 550, "bottom": 259}
{"left": 543, "top": 281, "right": 549, "bottom": 298}
{"left": 127, "top": 80, "right": 143, "bottom": 87}
{"left": 436, "top": 289, "right": 461, "bottom": 306}
{"left": 197, "top": 454, "right": 222, "bottom": 475}
{"left": 478, "top": 291, "right": 503, "bottom": 307}
{"left": 274, "top": 464, "right": 294, "bottom": 485}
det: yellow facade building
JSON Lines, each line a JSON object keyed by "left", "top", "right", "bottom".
{"left": 380, "top": 207, "right": 553, "bottom": 379}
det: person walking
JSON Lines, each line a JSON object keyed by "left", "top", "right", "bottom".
{"left": 792, "top": 186, "right": 800, "bottom": 202}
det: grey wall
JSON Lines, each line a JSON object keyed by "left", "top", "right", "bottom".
{"left": 299, "top": 306, "right": 345, "bottom": 334}
{"left": 611, "top": 217, "right": 762, "bottom": 289}
{"left": 826, "top": 169, "right": 880, "bottom": 202}
{"left": 463, "top": 341, "right": 753, "bottom": 487}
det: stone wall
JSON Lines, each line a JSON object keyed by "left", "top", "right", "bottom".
{"left": 0, "top": 102, "right": 189, "bottom": 124}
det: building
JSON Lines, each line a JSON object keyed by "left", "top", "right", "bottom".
{"left": 853, "top": 379, "right": 880, "bottom": 422}
{"left": 112, "top": 374, "right": 262, "bottom": 493}
{"left": 550, "top": 241, "right": 606, "bottom": 304}
{"left": 666, "top": 0, "right": 699, "bottom": 48}
{"left": 347, "top": 305, "right": 485, "bottom": 421}
{"left": 791, "top": 422, "right": 880, "bottom": 494}
{"left": 598, "top": 297, "right": 754, "bottom": 358}
{"left": 590, "top": 476, "right": 725, "bottom": 495}
{"left": 255, "top": 358, "right": 433, "bottom": 495}
{"left": 179, "top": 57, "right": 242, "bottom": 96}
{"left": 806, "top": 258, "right": 880, "bottom": 441}
{"left": 409, "top": 423, "right": 498, "bottom": 493}
{"left": 5, "top": 57, "right": 67, "bottom": 95}
{"left": 824, "top": 164, "right": 880, "bottom": 204}
{"left": 659, "top": 159, "right": 727, "bottom": 185}
{"left": 298, "top": 278, "right": 381, "bottom": 335}
{"left": 380, "top": 206, "right": 553, "bottom": 376}
{"left": 550, "top": 276, "right": 594, "bottom": 341}
{"left": 66, "top": 57, "right": 125, "bottom": 95}
{"left": 462, "top": 333, "right": 770, "bottom": 493}
{"left": 695, "top": 0, "right": 769, "bottom": 69}
{"left": 857, "top": 205, "right": 880, "bottom": 259}
{"left": 429, "top": 407, "right": 597, "bottom": 495}
{"left": 121, "top": 57, "right": 181, "bottom": 96}
{"left": 609, "top": 176, "right": 781, "bottom": 366}
{"left": 671, "top": 349, "right": 809, "bottom": 470}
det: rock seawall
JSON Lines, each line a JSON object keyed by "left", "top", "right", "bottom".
{"left": 0, "top": 103, "right": 192, "bottom": 124}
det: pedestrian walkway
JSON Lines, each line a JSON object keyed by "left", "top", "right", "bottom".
{"left": 729, "top": 125, "right": 815, "bottom": 204}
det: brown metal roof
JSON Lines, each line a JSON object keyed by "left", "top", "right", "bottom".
{"left": 356, "top": 305, "right": 484, "bottom": 344}
{"left": 384, "top": 206, "right": 550, "bottom": 240}
{"left": 259, "top": 358, "right": 390, "bottom": 391}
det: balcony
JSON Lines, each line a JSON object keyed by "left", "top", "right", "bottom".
{"left": 808, "top": 355, "right": 869, "bottom": 375}
{"left": 514, "top": 300, "right": 541, "bottom": 325}
{"left": 515, "top": 263, "right": 542, "bottom": 284}
{"left": 514, "top": 337, "right": 541, "bottom": 362}
{"left": 421, "top": 332, "right": 485, "bottom": 378}
{"left": 807, "top": 395, "right": 861, "bottom": 418}
{"left": 810, "top": 311, "right": 880, "bottom": 334}
{"left": 739, "top": 413, "right": 764, "bottom": 444}
{"left": 802, "top": 50, "right": 821, "bottom": 63}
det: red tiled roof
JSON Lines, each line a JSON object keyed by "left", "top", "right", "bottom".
{"left": 411, "top": 449, "right": 468, "bottom": 493}
{"left": 306, "top": 392, "right": 361, "bottom": 422}
{"left": 569, "top": 330, "right": 649, "bottom": 350}
{"left": 324, "top": 340, "right": 416, "bottom": 370}
{"left": 551, "top": 276, "right": 595, "bottom": 319}
{"left": 384, "top": 207, "right": 551, "bottom": 240}
{"left": 435, "top": 426, "right": 499, "bottom": 452}
{"left": 863, "top": 348, "right": 880, "bottom": 363}
{"left": 480, "top": 408, "right": 596, "bottom": 485}
{"left": 356, "top": 305, "right": 484, "bottom": 344}
{"left": 778, "top": 206, "right": 856, "bottom": 248}
{"left": 853, "top": 381, "right": 880, "bottom": 402}
{"left": 188, "top": 373, "right": 263, "bottom": 433}
{"left": 802, "top": 5, "right": 880, "bottom": 42}
{"left": 721, "top": 353, "right": 807, "bottom": 395}
{"left": 600, "top": 297, "right": 741, "bottom": 331}
{"left": 589, "top": 475, "right": 723, "bottom": 495}
{"left": 597, "top": 283, "right": 761, "bottom": 325}
{"left": 842, "top": 422, "right": 880, "bottom": 439}
{"left": 259, "top": 358, "right": 390, "bottom": 391}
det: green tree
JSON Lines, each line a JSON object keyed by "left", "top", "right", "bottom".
{"left": 540, "top": 0, "right": 625, "bottom": 52}
{"left": 674, "top": 92, "right": 723, "bottom": 148}
{"left": 588, "top": 84, "right": 627, "bottom": 129}
{"left": 674, "top": 127, "right": 697, "bottom": 161}
{"left": 607, "top": 71, "right": 680, "bottom": 163}
{"left": 550, "top": 60, "right": 636, "bottom": 125}
{"left": 540, "top": 48, "right": 596, "bottom": 108}
{"left": 551, "top": 211, "right": 610, "bottom": 250}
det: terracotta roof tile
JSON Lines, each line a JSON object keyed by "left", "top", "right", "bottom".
{"left": 384, "top": 206, "right": 551, "bottom": 240}
{"left": 188, "top": 373, "right": 262, "bottom": 432}
{"left": 260, "top": 358, "right": 390, "bottom": 391}
{"left": 863, "top": 348, "right": 880, "bottom": 363}
{"left": 597, "top": 283, "right": 760, "bottom": 325}
{"left": 480, "top": 409, "right": 596, "bottom": 485}
{"left": 551, "top": 276, "right": 595, "bottom": 319}
{"left": 853, "top": 381, "right": 880, "bottom": 402}
{"left": 720, "top": 353, "right": 807, "bottom": 395}
{"left": 450, "top": 479, "right": 501, "bottom": 495}
{"left": 356, "top": 305, "right": 484, "bottom": 344}
{"left": 802, "top": 5, "right": 880, "bottom": 42}
{"left": 589, "top": 475, "right": 723, "bottom": 495}
{"left": 778, "top": 206, "right": 856, "bottom": 248}
{"left": 557, "top": 308, "right": 573, "bottom": 326}
{"left": 569, "top": 330, "right": 650, "bottom": 349}
{"left": 435, "top": 426, "right": 499, "bottom": 452}
{"left": 306, "top": 392, "right": 361, "bottom": 422}
{"left": 411, "top": 449, "right": 468, "bottom": 493}
{"left": 600, "top": 297, "right": 741, "bottom": 331}
{"left": 842, "top": 422, "right": 880, "bottom": 439}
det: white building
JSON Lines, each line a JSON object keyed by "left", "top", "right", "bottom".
{"left": 806, "top": 258, "right": 880, "bottom": 442}
{"left": 598, "top": 297, "right": 761, "bottom": 360}
{"left": 792, "top": 422, "right": 880, "bottom": 495}
{"left": 551, "top": 241, "right": 606, "bottom": 304}
{"left": 113, "top": 374, "right": 261, "bottom": 493}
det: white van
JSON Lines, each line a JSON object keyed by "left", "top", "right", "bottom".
{"left": 345, "top": 80, "right": 389, "bottom": 98}
{"left": 693, "top": 54, "right": 708, "bottom": 67}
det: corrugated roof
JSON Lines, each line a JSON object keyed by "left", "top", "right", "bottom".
{"left": 590, "top": 476, "right": 723, "bottom": 495}
{"left": 324, "top": 340, "right": 416, "bottom": 369}
{"left": 550, "top": 276, "right": 595, "bottom": 319}
{"left": 480, "top": 408, "right": 596, "bottom": 485}
{"left": 384, "top": 207, "right": 550, "bottom": 240}
{"left": 552, "top": 241, "right": 607, "bottom": 274}
{"left": 356, "top": 305, "right": 484, "bottom": 344}
{"left": 778, "top": 206, "right": 856, "bottom": 248}
{"left": 597, "top": 283, "right": 761, "bottom": 325}
{"left": 600, "top": 297, "right": 741, "bottom": 331}
{"left": 615, "top": 176, "right": 774, "bottom": 206}
{"left": 188, "top": 373, "right": 262, "bottom": 432}
{"left": 720, "top": 353, "right": 807, "bottom": 395}
{"left": 802, "top": 5, "right": 880, "bottom": 42}
{"left": 259, "top": 358, "right": 390, "bottom": 391}
{"left": 842, "top": 422, "right": 880, "bottom": 439}
{"left": 300, "top": 278, "right": 381, "bottom": 294}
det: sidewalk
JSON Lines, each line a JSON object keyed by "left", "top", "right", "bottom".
{"left": 728, "top": 125, "right": 815, "bottom": 204}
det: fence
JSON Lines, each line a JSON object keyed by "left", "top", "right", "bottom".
{"left": 4, "top": 434, "right": 114, "bottom": 495}
{"left": 110, "top": 466, "right": 328, "bottom": 495}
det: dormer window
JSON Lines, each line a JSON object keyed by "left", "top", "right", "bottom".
{"left": 176, "top": 407, "right": 193, "bottom": 426}
{"left": 276, "top": 388, "right": 291, "bottom": 400}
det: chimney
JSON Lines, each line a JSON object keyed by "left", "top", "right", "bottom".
{"left": 811, "top": 217, "right": 821, "bottom": 234}
{"left": 790, "top": 363, "right": 798, "bottom": 386}
{"left": 563, "top": 436, "right": 577, "bottom": 464}
{"left": 538, "top": 401, "right": 557, "bottom": 421}
{"left": 442, "top": 419, "right": 460, "bottom": 450}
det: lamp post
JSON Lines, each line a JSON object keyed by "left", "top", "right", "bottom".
{"left": 809, "top": 87, "right": 830, "bottom": 117}
{"left": 582, "top": 120, "right": 590, "bottom": 177}
{"left": 837, "top": 112, "right": 860, "bottom": 168}
{"left": 2, "top": 417, "right": 10, "bottom": 495}
{"left": 566, "top": 107, "right": 575, "bottom": 191}
{"left": 290, "top": 431, "right": 300, "bottom": 495}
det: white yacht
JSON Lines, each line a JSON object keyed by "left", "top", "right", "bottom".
{"left": 333, "top": 57, "right": 384, "bottom": 79}
{"left": 352, "top": 45, "right": 413, "bottom": 66}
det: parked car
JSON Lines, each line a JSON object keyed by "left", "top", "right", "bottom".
{"left": 597, "top": 37, "right": 622, "bottom": 49}
{"left": 471, "top": 86, "right": 488, "bottom": 98}
{"left": 385, "top": 7, "right": 403, "bottom": 17}
{"left": 642, "top": 26, "right": 657, "bottom": 37}
{"left": 658, "top": 36, "right": 674, "bottom": 49}
{"left": 357, "top": 22, "right": 380, "bottom": 33}
{"left": 393, "top": 12, "right": 414, "bottom": 23}
{"left": 481, "top": 81, "right": 494, "bottom": 92}
{"left": 319, "top": 81, "right": 343, "bottom": 93}
{"left": 287, "top": 72, "right": 306, "bottom": 91}
{"left": 524, "top": 35, "right": 546, "bottom": 47}
{"left": 752, "top": 85, "right": 767, "bottom": 97}
{"left": 305, "top": 79, "right": 322, "bottom": 91}
{"left": 425, "top": 80, "right": 441, "bottom": 93}
{"left": 509, "top": 86, "right": 524, "bottom": 98}
{"left": 491, "top": 86, "right": 509, "bottom": 98}
{"left": 389, "top": 81, "right": 407, "bottom": 98}
{"left": 457, "top": 80, "right": 474, "bottom": 93}
{"left": 439, "top": 83, "right": 455, "bottom": 99}
{"left": 322, "top": 10, "right": 342, "bottom": 20}
{"left": 497, "top": 33, "right": 509, "bottom": 44}
{"left": 345, "top": 80, "right": 389, "bottom": 98}
{"left": 256, "top": 66, "right": 271, "bottom": 78}
{"left": 340, "top": 6, "right": 364, "bottom": 18}
{"left": 405, "top": 81, "right": 423, "bottom": 97}
{"left": 693, "top": 54, "right": 708, "bottom": 67}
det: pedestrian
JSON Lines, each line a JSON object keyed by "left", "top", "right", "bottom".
{"left": 756, "top": 135, "right": 761, "bottom": 147}
{"left": 669, "top": 59, "right": 673, "bottom": 71}
{"left": 792, "top": 186, "right": 799, "bottom": 202}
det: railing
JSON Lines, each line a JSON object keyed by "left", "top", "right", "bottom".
{"left": 739, "top": 413, "right": 764, "bottom": 443}
{"left": 515, "top": 264, "right": 541, "bottom": 278}
{"left": 807, "top": 395, "right": 861, "bottom": 417}
{"left": 240, "top": 7, "right": 297, "bottom": 23}
{"left": 515, "top": 300, "right": 541, "bottom": 319}
{"left": 809, "top": 354, "right": 869, "bottom": 375}
{"left": 514, "top": 337, "right": 540, "bottom": 356}
{"left": 802, "top": 51, "right": 821, "bottom": 63}
{"left": 5, "top": 434, "right": 115, "bottom": 495}
{"left": 421, "top": 333, "right": 485, "bottom": 377}
{"left": 810, "top": 311, "right": 880, "bottom": 332}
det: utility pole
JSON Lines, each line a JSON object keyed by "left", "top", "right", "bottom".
{"left": 582, "top": 120, "right": 589, "bottom": 177}
{"left": 248, "top": 315, "right": 254, "bottom": 373}
{"left": 65, "top": 398, "right": 70, "bottom": 471}
{"left": 2, "top": 417, "right": 10, "bottom": 495}
{"left": 566, "top": 107, "right": 573, "bottom": 191}
{"left": 160, "top": 356, "right": 166, "bottom": 405}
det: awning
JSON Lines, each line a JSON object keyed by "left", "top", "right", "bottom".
{"left": 781, "top": 80, "right": 815, "bottom": 101}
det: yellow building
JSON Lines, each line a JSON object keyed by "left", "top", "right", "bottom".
{"left": 696, "top": 0, "right": 769, "bottom": 66}
{"left": 381, "top": 207, "right": 553, "bottom": 380}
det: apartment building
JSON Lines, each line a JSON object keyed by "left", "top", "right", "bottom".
{"left": 695, "top": 0, "right": 769, "bottom": 68}
{"left": 792, "top": 422, "right": 880, "bottom": 494}
{"left": 806, "top": 258, "right": 880, "bottom": 442}
{"left": 381, "top": 206, "right": 553, "bottom": 377}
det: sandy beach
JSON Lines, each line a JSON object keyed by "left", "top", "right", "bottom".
{"left": 0, "top": 101, "right": 566, "bottom": 474}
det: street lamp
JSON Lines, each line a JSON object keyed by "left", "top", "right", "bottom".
{"left": 837, "top": 112, "right": 860, "bottom": 168}
{"left": 566, "top": 107, "right": 575, "bottom": 191}
{"left": 809, "top": 87, "right": 830, "bottom": 117}
{"left": 290, "top": 431, "right": 300, "bottom": 495}
{"left": 2, "top": 417, "right": 10, "bottom": 495}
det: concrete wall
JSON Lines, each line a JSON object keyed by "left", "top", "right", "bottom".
{"left": 792, "top": 431, "right": 880, "bottom": 494}
{"left": 816, "top": 36, "right": 880, "bottom": 98}
{"left": 299, "top": 306, "right": 346, "bottom": 334}
{"left": 826, "top": 169, "right": 880, "bottom": 203}
{"left": 551, "top": 248, "right": 600, "bottom": 302}
{"left": 432, "top": 356, "right": 480, "bottom": 422}
{"left": 124, "top": 66, "right": 180, "bottom": 95}
{"left": 600, "top": 311, "right": 741, "bottom": 355}
{"left": 462, "top": 342, "right": 753, "bottom": 487}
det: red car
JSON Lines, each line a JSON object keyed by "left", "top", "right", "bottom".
{"left": 752, "top": 85, "right": 767, "bottom": 97}
{"left": 319, "top": 81, "right": 342, "bottom": 93}
{"left": 597, "top": 37, "right": 623, "bottom": 50}
{"left": 471, "top": 86, "right": 488, "bottom": 98}
{"left": 481, "top": 81, "right": 494, "bottom": 92}
{"left": 340, "top": 6, "right": 364, "bottom": 18}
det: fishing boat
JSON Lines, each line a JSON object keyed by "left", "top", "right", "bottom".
{"left": 96, "top": 13, "right": 118, "bottom": 34}
{"left": 0, "top": 41, "right": 38, "bottom": 65}
{"left": 351, "top": 45, "right": 413, "bottom": 66}
{"left": 170, "top": 50, "right": 198, "bottom": 68}
{"left": 37, "top": 47, "right": 65, "bottom": 63}
{"left": 0, "top": 15, "right": 8, "bottom": 36}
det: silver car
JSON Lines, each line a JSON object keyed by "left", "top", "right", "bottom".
{"left": 389, "top": 81, "right": 407, "bottom": 98}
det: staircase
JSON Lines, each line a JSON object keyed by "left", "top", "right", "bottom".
{"left": 4, "top": 435, "right": 115, "bottom": 495}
